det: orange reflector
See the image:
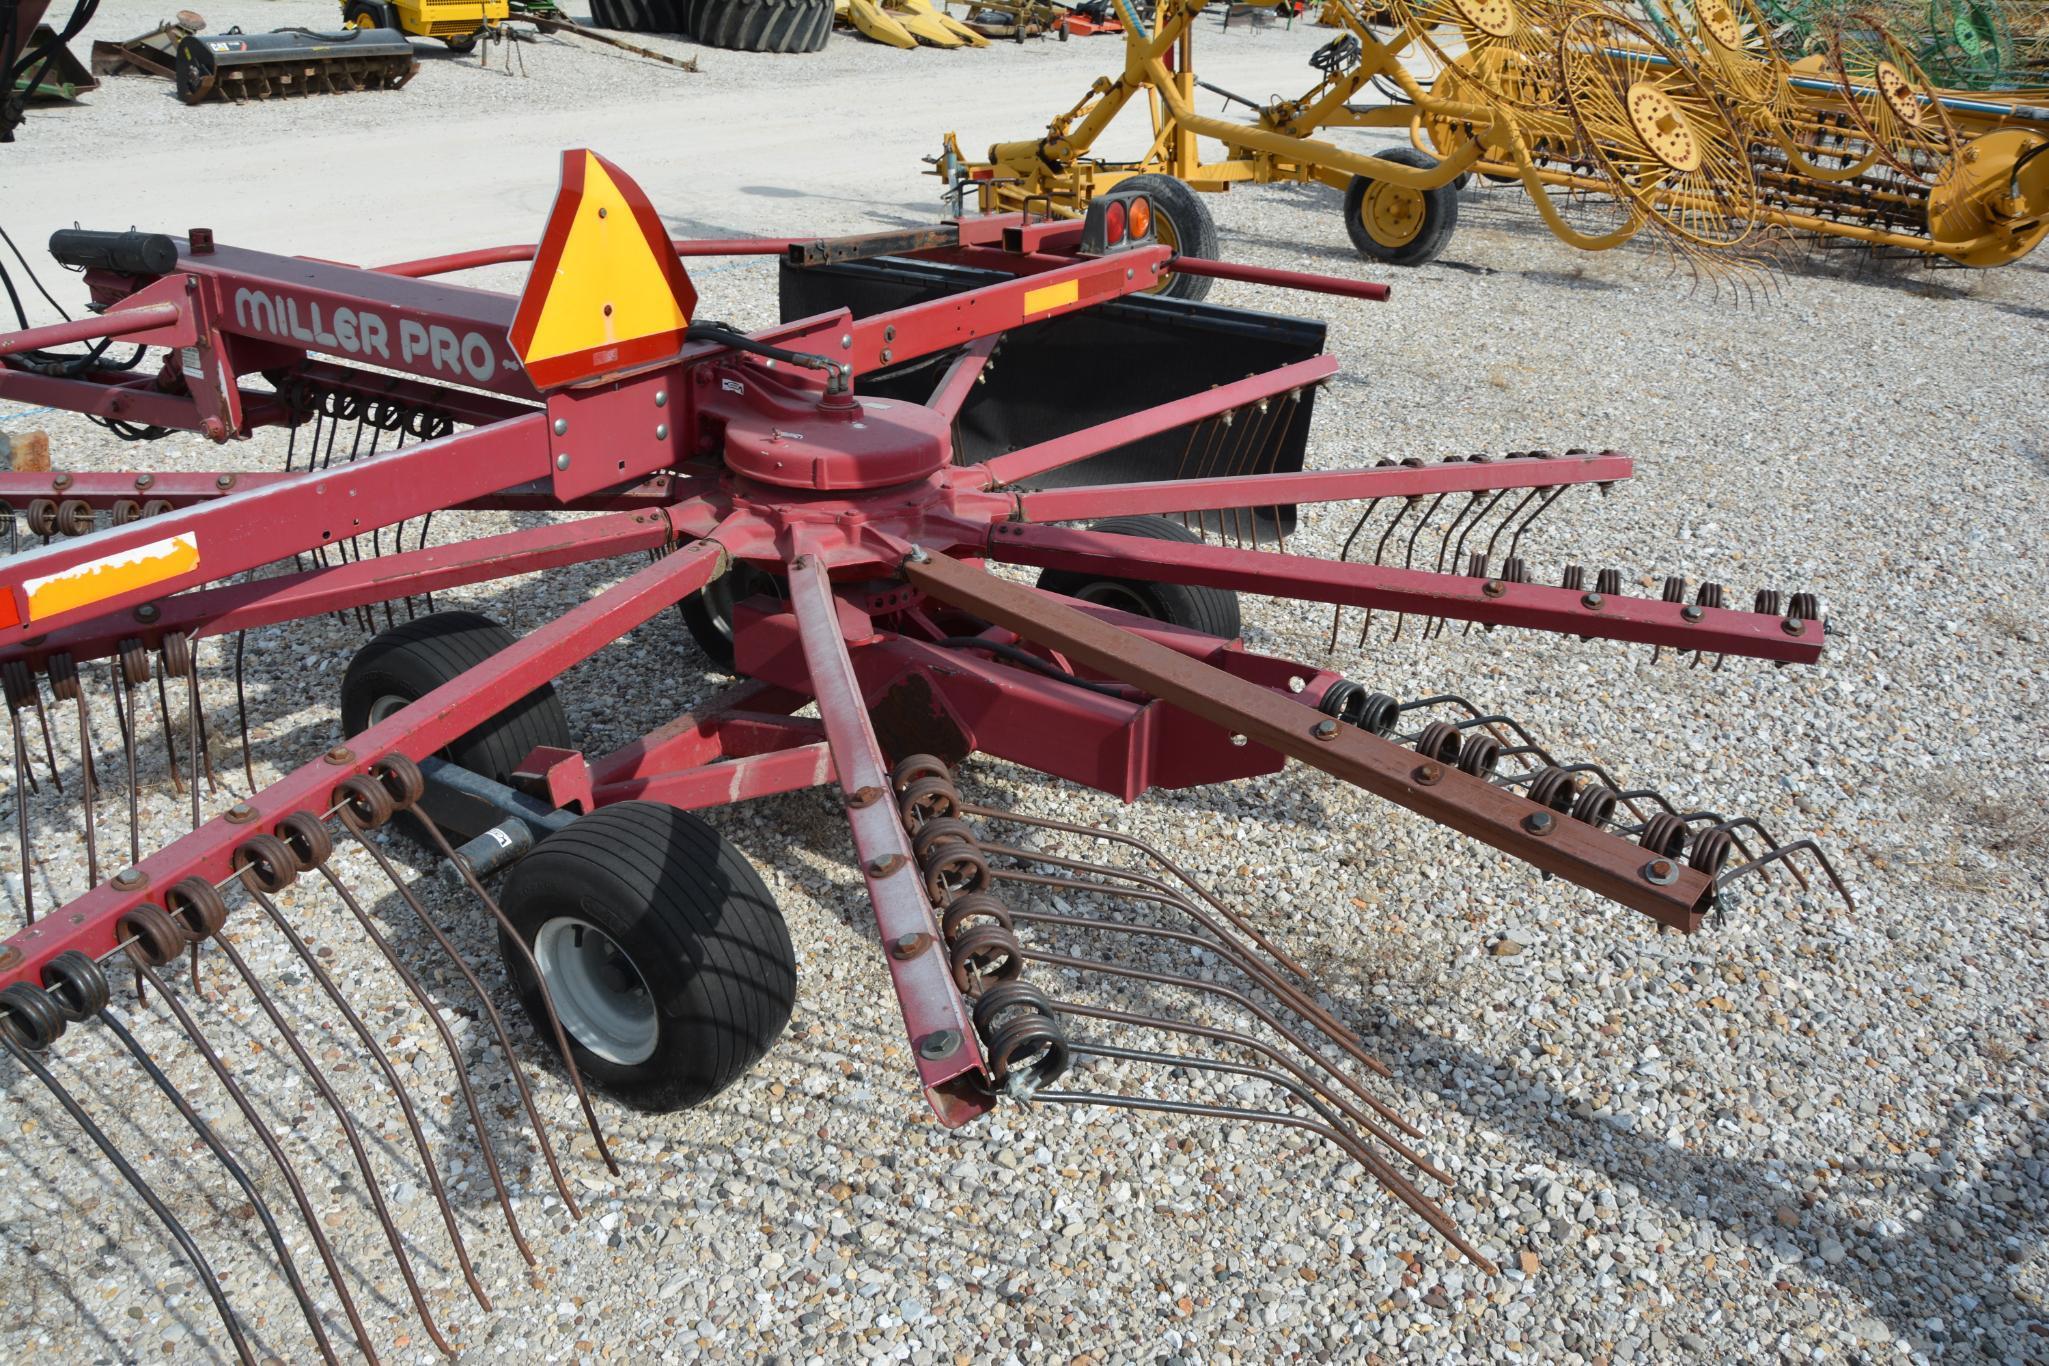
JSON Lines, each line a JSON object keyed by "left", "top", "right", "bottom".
{"left": 509, "top": 149, "right": 699, "bottom": 391}
{"left": 1104, "top": 199, "right": 1127, "bottom": 246}
{"left": 23, "top": 532, "right": 200, "bottom": 622}
{"left": 1128, "top": 195, "right": 1152, "bottom": 240}
{"left": 970, "top": 168, "right": 995, "bottom": 181}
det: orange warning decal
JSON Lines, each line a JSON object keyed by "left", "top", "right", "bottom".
{"left": 509, "top": 150, "right": 699, "bottom": 391}
{"left": 22, "top": 532, "right": 200, "bottom": 622}
{"left": 1022, "top": 278, "right": 1080, "bottom": 317}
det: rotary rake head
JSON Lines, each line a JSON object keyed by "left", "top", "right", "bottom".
{"left": 0, "top": 151, "right": 1851, "bottom": 1356}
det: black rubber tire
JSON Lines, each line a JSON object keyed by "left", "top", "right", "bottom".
{"left": 1343, "top": 146, "right": 1459, "bottom": 268}
{"left": 693, "top": 0, "right": 831, "bottom": 50}
{"left": 343, "top": 0, "right": 401, "bottom": 29}
{"left": 680, "top": 563, "right": 781, "bottom": 671}
{"left": 589, "top": 0, "right": 619, "bottom": 27}
{"left": 340, "top": 611, "right": 572, "bottom": 841}
{"left": 502, "top": 802, "right": 796, "bottom": 1111}
{"left": 674, "top": 0, "right": 700, "bottom": 33}
{"left": 642, "top": 0, "right": 679, "bottom": 28}
{"left": 1111, "top": 173, "right": 1219, "bottom": 302}
{"left": 1034, "top": 515, "right": 1241, "bottom": 639}
{"left": 443, "top": 30, "right": 480, "bottom": 50}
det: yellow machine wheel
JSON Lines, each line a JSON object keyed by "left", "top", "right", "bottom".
{"left": 342, "top": 0, "right": 399, "bottom": 29}
{"left": 1928, "top": 129, "right": 2049, "bottom": 267}
{"left": 1343, "top": 146, "right": 1459, "bottom": 266}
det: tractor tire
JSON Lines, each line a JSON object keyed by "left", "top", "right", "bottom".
{"left": 501, "top": 802, "right": 796, "bottom": 1111}
{"left": 642, "top": 0, "right": 679, "bottom": 28}
{"left": 340, "top": 611, "right": 572, "bottom": 842}
{"left": 1343, "top": 146, "right": 1459, "bottom": 268}
{"left": 1034, "top": 515, "right": 1241, "bottom": 640}
{"left": 692, "top": 0, "right": 831, "bottom": 52}
{"left": 343, "top": 0, "right": 401, "bottom": 29}
{"left": 588, "top": 0, "right": 620, "bottom": 27}
{"left": 1111, "top": 173, "right": 1219, "bottom": 302}
{"left": 443, "top": 30, "right": 480, "bottom": 50}
{"left": 674, "top": 0, "right": 700, "bottom": 32}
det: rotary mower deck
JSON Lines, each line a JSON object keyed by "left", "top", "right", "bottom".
{"left": 0, "top": 153, "right": 1848, "bottom": 1359}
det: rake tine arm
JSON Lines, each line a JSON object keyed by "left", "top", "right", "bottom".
{"left": 786, "top": 549, "right": 992, "bottom": 1127}
{"left": 1012, "top": 452, "right": 1633, "bottom": 524}
{"left": 905, "top": 547, "right": 1719, "bottom": 930}
{"left": 0, "top": 468, "right": 701, "bottom": 516}
{"left": 0, "top": 413, "right": 552, "bottom": 644}
{"left": 928, "top": 334, "right": 1001, "bottom": 423}
{"left": 1, "top": 507, "right": 680, "bottom": 671}
{"left": 0, "top": 538, "right": 727, "bottom": 991}
{"left": 981, "top": 522, "right": 1825, "bottom": 663}
{"left": 973, "top": 355, "right": 1338, "bottom": 490}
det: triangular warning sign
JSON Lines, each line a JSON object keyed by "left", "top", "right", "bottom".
{"left": 509, "top": 149, "right": 698, "bottom": 390}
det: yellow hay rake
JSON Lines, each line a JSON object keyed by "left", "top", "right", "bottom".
{"left": 931, "top": 0, "right": 2049, "bottom": 278}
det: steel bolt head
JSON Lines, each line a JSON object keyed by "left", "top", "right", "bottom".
{"left": 555, "top": 453, "right": 571, "bottom": 471}
{"left": 890, "top": 933, "right": 930, "bottom": 960}
{"left": 840, "top": 333, "right": 852, "bottom": 350}
{"left": 1781, "top": 617, "right": 1806, "bottom": 636}
{"left": 1644, "top": 858, "right": 1679, "bottom": 885}
{"left": 655, "top": 423, "right": 669, "bottom": 441}
{"left": 225, "top": 801, "right": 257, "bottom": 824}
{"left": 134, "top": 473, "right": 155, "bottom": 490}
{"left": 134, "top": 603, "right": 160, "bottom": 623}
{"left": 654, "top": 389, "right": 668, "bottom": 407}
{"left": 1681, "top": 605, "right": 1704, "bottom": 622}
{"left": 51, "top": 472, "right": 72, "bottom": 490}
{"left": 552, "top": 417, "right": 569, "bottom": 437}
{"left": 1482, "top": 579, "right": 1506, "bottom": 598}
{"left": 216, "top": 473, "right": 235, "bottom": 490}
{"left": 1415, "top": 762, "right": 1443, "bottom": 786}
{"left": 1524, "top": 810, "right": 1556, "bottom": 835}
{"left": 916, "top": 1029, "right": 963, "bottom": 1061}
{"left": 1311, "top": 718, "right": 1339, "bottom": 740}
{"left": 880, "top": 348, "right": 893, "bottom": 364}
{"left": 1581, "top": 592, "right": 1604, "bottom": 610}
{"left": 324, "top": 745, "right": 354, "bottom": 765}
{"left": 112, "top": 866, "right": 144, "bottom": 889}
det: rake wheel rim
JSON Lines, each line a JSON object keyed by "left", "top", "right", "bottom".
{"left": 1823, "top": 11, "right": 1963, "bottom": 185}
{"left": 534, "top": 916, "right": 659, "bottom": 1066}
{"left": 1558, "top": 10, "right": 1759, "bottom": 251}
{"left": 1360, "top": 179, "right": 1429, "bottom": 248}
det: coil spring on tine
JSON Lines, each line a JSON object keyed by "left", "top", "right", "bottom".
{"left": 2, "top": 658, "right": 35, "bottom": 711}
{"left": 372, "top": 753, "right": 426, "bottom": 810}
{"left": 1526, "top": 765, "right": 1580, "bottom": 812}
{"left": 891, "top": 752, "right": 952, "bottom": 794}
{"left": 0, "top": 981, "right": 67, "bottom": 1050}
{"left": 1560, "top": 564, "right": 1586, "bottom": 591}
{"left": 117, "top": 903, "right": 189, "bottom": 967}
{"left": 1465, "top": 551, "right": 1488, "bottom": 577}
{"left": 111, "top": 498, "right": 142, "bottom": 526}
{"left": 941, "top": 889, "right": 1015, "bottom": 940}
{"left": 1572, "top": 784, "right": 1620, "bottom": 829}
{"left": 276, "top": 810, "right": 334, "bottom": 869}
{"left": 1660, "top": 575, "right": 1686, "bottom": 604}
{"left": 233, "top": 833, "right": 300, "bottom": 895}
{"left": 949, "top": 920, "right": 1027, "bottom": 993}
{"left": 25, "top": 498, "right": 56, "bottom": 538}
{"left": 1689, "top": 826, "right": 1736, "bottom": 876}
{"left": 1788, "top": 592, "right": 1820, "bottom": 622}
{"left": 920, "top": 838, "right": 991, "bottom": 904}
{"left": 56, "top": 499, "right": 94, "bottom": 537}
{"left": 898, "top": 774, "right": 962, "bottom": 829}
{"left": 1500, "top": 557, "right": 1531, "bottom": 584}
{"left": 165, "top": 876, "right": 230, "bottom": 941}
{"left": 141, "top": 498, "right": 172, "bottom": 520}
{"left": 1753, "top": 588, "right": 1783, "bottom": 616}
{"left": 1414, "top": 720, "right": 1462, "bottom": 766}
{"left": 910, "top": 815, "right": 978, "bottom": 863}
{"left": 1457, "top": 731, "right": 1502, "bottom": 777}
{"left": 159, "top": 631, "right": 194, "bottom": 679}
{"left": 971, "top": 979, "right": 1071, "bottom": 1092}
{"left": 1596, "top": 567, "right": 1623, "bottom": 597}
{"left": 1694, "top": 582, "right": 1725, "bottom": 610}
{"left": 45, "top": 652, "right": 80, "bottom": 701}
{"left": 332, "top": 773, "right": 396, "bottom": 829}
{"left": 118, "top": 637, "right": 151, "bottom": 686}
{"left": 1639, "top": 811, "right": 1691, "bottom": 860}
{"left": 43, "top": 949, "right": 111, "bottom": 1021}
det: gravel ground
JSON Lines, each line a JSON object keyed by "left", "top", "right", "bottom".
{"left": 2, "top": 9, "right": 2048, "bottom": 1365}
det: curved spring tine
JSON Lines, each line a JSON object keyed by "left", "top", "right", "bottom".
{"left": 1328, "top": 494, "right": 1386, "bottom": 652}
{"left": 0, "top": 1032, "right": 258, "bottom": 1366}
{"left": 409, "top": 806, "right": 620, "bottom": 1177}
{"left": 1715, "top": 837, "right": 1853, "bottom": 909}
{"left": 312, "top": 862, "right": 537, "bottom": 1264}
{"left": 1016, "top": 935, "right": 1412, "bottom": 1132}
{"left": 1418, "top": 488, "right": 1488, "bottom": 638}
{"left": 1049, "top": 996, "right": 1447, "bottom": 1182}
{"left": 1038, "top": 1052, "right": 1495, "bottom": 1274}
{"left": 1501, "top": 483, "right": 1568, "bottom": 565}
{"left": 152, "top": 663, "right": 182, "bottom": 797}
{"left": 1430, "top": 486, "right": 1514, "bottom": 639}
{"left": 122, "top": 957, "right": 379, "bottom": 1362}
{"left": 337, "top": 815, "right": 584, "bottom": 1218}
{"left": 56, "top": 660, "right": 101, "bottom": 886}
{"left": 245, "top": 887, "right": 493, "bottom": 1310}
{"left": 206, "top": 933, "right": 461, "bottom": 1358}
{"left": 985, "top": 856, "right": 1384, "bottom": 1083}
{"left": 9, "top": 704, "right": 33, "bottom": 925}
{"left": 1387, "top": 490, "right": 1453, "bottom": 643}
{"left": 109, "top": 658, "right": 140, "bottom": 864}
{"left": 1358, "top": 498, "right": 1420, "bottom": 646}
{"left": 233, "top": 632, "right": 256, "bottom": 792}
{"left": 30, "top": 688, "right": 59, "bottom": 794}
{"left": 96, "top": 1008, "right": 341, "bottom": 1364}
{"left": 959, "top": 805, "right": 1319, "bottom": 983}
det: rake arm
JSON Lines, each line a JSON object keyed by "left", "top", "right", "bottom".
{"left": 982, "top": 520, "right": 1825, "bottom": 663}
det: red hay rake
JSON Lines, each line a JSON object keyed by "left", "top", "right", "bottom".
{"left": 0, "top": 151, "right": 1850, "bottom": 1359}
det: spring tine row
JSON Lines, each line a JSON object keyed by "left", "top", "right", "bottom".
{"left": 892, "top": 756, "right": 1494, "bottom": 1270}
{"left": 0, "top": 1027, "right": 257, "bottom": 1365}
{"left": 1385, "top": 693, "right": 1852, "bottom": 909}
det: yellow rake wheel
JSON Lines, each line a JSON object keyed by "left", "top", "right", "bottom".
{"left": 1385, "top": 0, "right": 1569, "bottom": 110}
{"left": 1558, "top": 10, "right": 1760, "bottom": 254}
{"left": 1928, "top": 129, "right": 2049, "bottom": 268}
{"left": 1822, "top": 10, "right": 1963, "bottom": 185}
